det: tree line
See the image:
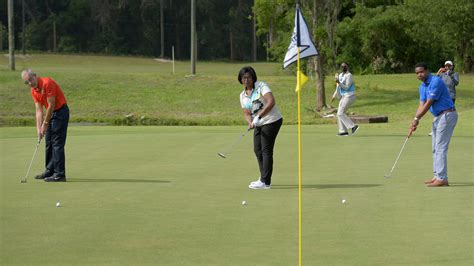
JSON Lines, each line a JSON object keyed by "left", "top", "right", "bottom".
{"left": 1, "top": 0, "right": 472, "bottom": 75}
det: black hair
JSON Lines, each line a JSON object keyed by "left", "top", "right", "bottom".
{"left": 238, "top": 66, "right": 257, "bottom": 84}
{"left": 415, "top": 62, "right": 428, "bottom": 70}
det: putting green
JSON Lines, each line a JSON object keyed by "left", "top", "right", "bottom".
{"left": 0, "top": 122, "right": 473, "bottom": 265}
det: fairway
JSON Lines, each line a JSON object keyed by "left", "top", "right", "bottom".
{"left": 1, "top": 121, "right": 473, "bottom": 265}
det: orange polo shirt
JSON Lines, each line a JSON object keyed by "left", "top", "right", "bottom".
{"left": 31, "top": 77, "right": 67, "bottom": 111}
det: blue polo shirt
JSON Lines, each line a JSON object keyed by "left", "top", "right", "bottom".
{"left": 419, "top": 74, "right": 454, "bottom": 116}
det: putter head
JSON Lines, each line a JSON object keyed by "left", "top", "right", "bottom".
{"left": 384, "top": 173, "right": 392, "bottom": 179}
{"left": 20, "top": 179, "right": 27, "bottom": 183}
{"left": 217, "top": 152, "right": 226, "bottom": 159}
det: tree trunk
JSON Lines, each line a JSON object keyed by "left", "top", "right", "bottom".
{"left": 252, "top": 13, "right": 257, "bottom": 62}
{"left": 174, "top": 5, "right": 180, "bottom": 59}
{"left": 326, "top": 0, "right": 340, "bottom": 69}
{"left": 8, "top": 0, "right": 15, "bottom": 70}
{"left": 22, "top": 0, "right": 25, "bottom": 55}
{"left": 160, "top": 0, "right": 164, "bottom": 58}
{"left": 460, "top": 41, "right": 472, "bottom": 73}
{"left": 0, "top": 21, "right": 3, "bottom": 51}
{"left": 313, "top": 0, "right": 326, "bottom": 110}
{"left": 230, "top": 31, "right": 234, "bottom": 60}
{"left": 190, "top": 0, "right": 196, "bottom": 74}
{"left": 53, "top": 20, "right": 57, "bottom": 52}
{"left": 315, "top": 56, "right": 326, "bottom": 111}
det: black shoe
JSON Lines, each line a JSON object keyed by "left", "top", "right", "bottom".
{"left": 337, "top": 132, "right": 349, "bottom": 136}
{"left": 34, "top": 171, "right": 52, "bottom": 180}
{"left": 44, "top": 175, "right": 66, "bottom": 182}
{"left": 351, "top": 125, "right": 359, "bottom": 135}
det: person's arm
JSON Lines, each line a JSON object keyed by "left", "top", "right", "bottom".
{"left": 408, "top": 99, "right": 433, "bottom": 137}
{"left": 436, "top": 67, "right": 446, "bottom": 76}
{"left": 242, "top": 108, "right": 253, "bottom": 129}
{"left": 35, "top": 102, "right": 44, "bottom": 139}
{"left": 451, "top": 72, "right": 459, "bottom": 86}
{"left": 255, "top": 92, "right": 275, "bottom": 118}
{"left": 40, "top": 96, "right": 56, "bottom": 137}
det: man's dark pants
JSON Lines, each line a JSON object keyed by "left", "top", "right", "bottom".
{"left": 45, "top": 104, "right": 69, "bottom": 177}
{"left": 253, "top": 118, "right": 283, "bottom": 185}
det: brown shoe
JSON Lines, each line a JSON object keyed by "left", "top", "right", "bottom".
{"left": 427, "top": 179, "right": 449, "bottom": 187}
{"left": 424, "top": 177, "right": 436, "bottom": 184}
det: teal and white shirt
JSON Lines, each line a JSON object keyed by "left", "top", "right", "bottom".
{"left": 337, "top": 72, "right": 355, "bottom": 96}
{"left": 240, "top": 81, "right": 282, "bottom": 126}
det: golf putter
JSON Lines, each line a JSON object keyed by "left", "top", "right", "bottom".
{"left": 384, "top": 136, "right": 409, "bottom": 178}
{"left": 20, "top": 138, "right": 42, "bottom": 183}
{"left": 218, "top": 128, "right": 252, "bottom": 159}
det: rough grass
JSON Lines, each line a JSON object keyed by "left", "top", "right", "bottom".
{"left": 1, "top": 54, "right": 473, "bottom": 126}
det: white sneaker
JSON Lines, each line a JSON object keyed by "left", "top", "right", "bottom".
{"left": 250, "top": 178, "right": 262, "bottom": 185}
{"left": 248, "top": 180, "right": 271, "bottom": 189}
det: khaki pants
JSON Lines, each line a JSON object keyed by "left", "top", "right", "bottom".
{"left": 337, "top": 94, "right": 356, "bottom": 133}
{"left": 431, "top": 111, "right": 457, "bottom": 180}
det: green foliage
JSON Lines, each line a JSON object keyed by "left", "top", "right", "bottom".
{"left": 253, "top": 0, "right": 473, "bottom": 73}
{"left": 6, "top": 0, "right": 265, "bottom": 60}
{"left": 336, "top": 1, "right": 474, "bottom": 73}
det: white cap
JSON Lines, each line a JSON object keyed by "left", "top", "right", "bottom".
{"left": 444, "top": 60, "right": 453, "bottom": 66}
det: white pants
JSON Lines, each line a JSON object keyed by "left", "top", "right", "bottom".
{"left": 337, "top": 94, "right": 356, "bottom": 133}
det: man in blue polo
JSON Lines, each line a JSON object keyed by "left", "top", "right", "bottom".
{"left": 408, "top": 62, "right": 457, "bottom": 187}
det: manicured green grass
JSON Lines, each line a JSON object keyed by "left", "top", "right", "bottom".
{"left": 1, "top": 118, "right": 473, "bottom": 265}
{"left": 1, "top": 54, "right": 473, "bottom": 126}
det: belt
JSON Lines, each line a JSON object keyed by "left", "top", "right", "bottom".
{"left": 438, "top": 108, "right": 455, "bottom": 116}
{"left": 54, "top": 104, "right": 67, "bottom": 112}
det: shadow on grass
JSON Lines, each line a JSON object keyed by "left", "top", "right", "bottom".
{"left": 449, "top": 182, "right": 474, "bottom": 187}
{"left": 272, "top": 184, "right": 381, "bottom": 189}
{"left": 68, "top": 178, "right": 170, "bottom": 183}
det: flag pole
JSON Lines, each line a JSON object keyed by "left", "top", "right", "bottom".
{"left": 297, "top": 46, "right": 303, "bottom": 266}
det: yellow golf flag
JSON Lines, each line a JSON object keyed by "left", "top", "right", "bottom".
{"left": 295, "top": 70, "right": 308, "bottom": 92}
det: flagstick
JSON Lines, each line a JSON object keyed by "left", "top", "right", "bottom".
{"left": 297, "top": 47, "right": 303, "bottom": 266}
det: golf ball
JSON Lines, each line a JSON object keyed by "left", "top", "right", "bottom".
{"left": 242, "top": 200, "right": 247, "bottom": 205}
{"left": 56, "top": 202, "right": 61, "bottom": 207}
{"left": 342, "top": 199, "right": 346, "bottom": 204}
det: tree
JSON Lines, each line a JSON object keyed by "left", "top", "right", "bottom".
{"left": 0, "top": 21, "right": 3, "bottom": 51}
{"left": 8, "top": 0, "right": 15, "bottom": 70}
{"left": 254, "top": 0, "right": 293, "bottom": 62}
{"left": 303, "top": 0, "right": 343, "bottom": 110}
{"left": 160, "top": 0, "right": 164, "bottom": 57}
{"left": 191, "top": 0, "right": 196, "bottom": 74}
{"left": 229, "top": 0, "right": 254, "bottom": 60}
{"left": 310, "top": 0, "right": 327, "bottom": 111}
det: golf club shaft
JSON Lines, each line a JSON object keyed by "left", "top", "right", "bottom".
{"left": 22, "top": 139, "right": 41, "bottom": 181}
{"left": 388, "top": 137, "right": 409, "bottom": 175}
{"left": 221, "top": 128, "right": 251, "bottom": 156}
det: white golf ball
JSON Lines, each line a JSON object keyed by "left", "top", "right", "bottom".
{"left": 242, "top": 200, "right": 247, "bottom": 205}
{"left": 56, "top": 202, "right": 61, "bottom": 207}
{"left": 341, "top": 199, "right": 346, "bottom": 204}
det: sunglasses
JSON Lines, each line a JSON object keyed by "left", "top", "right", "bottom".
{"left": 24, "top": 77, "right": 35, "bottom": 85}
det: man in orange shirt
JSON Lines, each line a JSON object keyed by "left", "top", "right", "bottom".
{"left": 21, "top": 69, "right": 70, "bottom": 182}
